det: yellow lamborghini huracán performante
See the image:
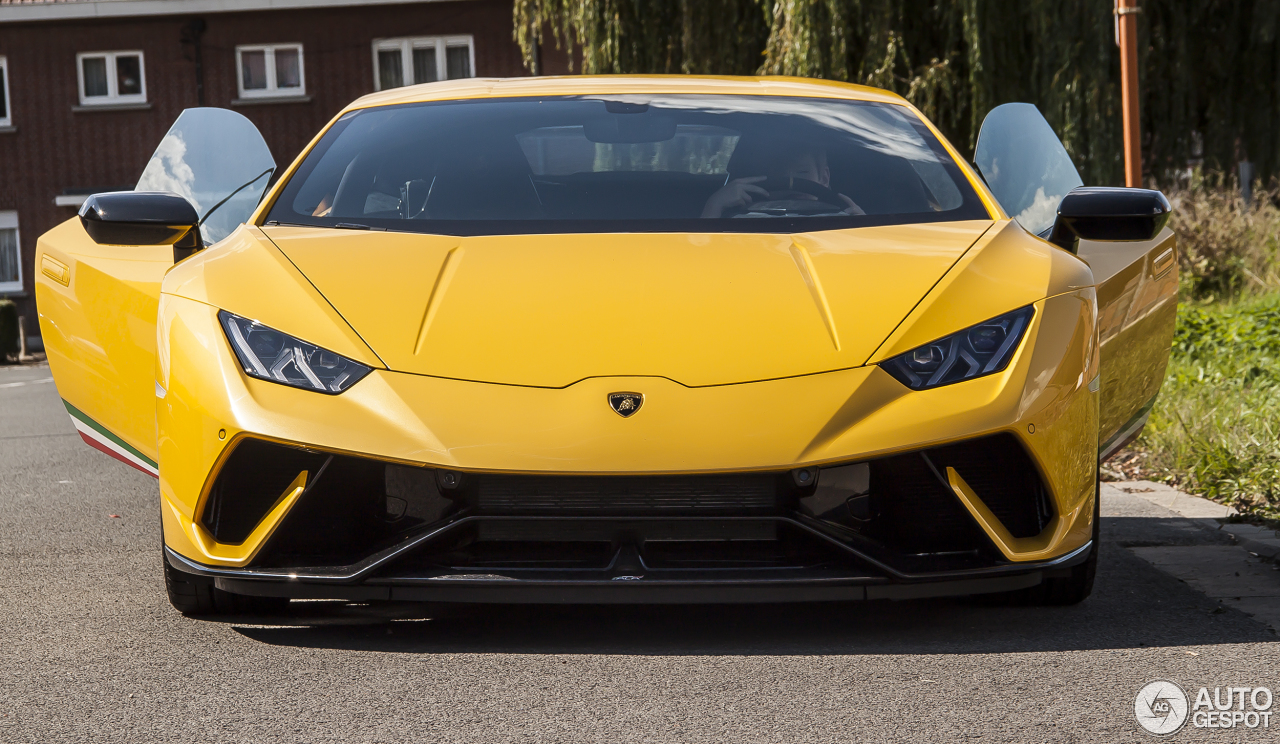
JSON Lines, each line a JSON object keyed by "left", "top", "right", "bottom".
{"left": 36, "top": 77, "right": 1176, "bottom": 614}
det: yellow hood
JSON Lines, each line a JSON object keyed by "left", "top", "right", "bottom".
{"left": 263, "top": 221, "right": 991, "bottom": 387}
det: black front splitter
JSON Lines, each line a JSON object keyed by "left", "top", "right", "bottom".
{"left": 211, "top": 571, "right": 1044, "bottom": 604}
{"left": 167, "top": 541, "right": 1093, "bottom": 604}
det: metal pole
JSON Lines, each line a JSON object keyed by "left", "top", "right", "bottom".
{"left": 1116, "top": 0, "right": 1142, "bottom": 187}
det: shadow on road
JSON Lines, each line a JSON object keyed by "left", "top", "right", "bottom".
{"left": 224, "top": 519, "right": 1279, "bottom": 656}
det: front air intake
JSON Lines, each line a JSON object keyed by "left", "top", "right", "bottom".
{"left": 200, "top": 439, "right": 327, "bottom": 544}
{"left": 926, "top": 433, "right": 1055, "bottom": 539}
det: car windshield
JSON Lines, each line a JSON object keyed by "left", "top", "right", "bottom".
{"left": 266, "top": 95, "right": 990, "bottom": 235}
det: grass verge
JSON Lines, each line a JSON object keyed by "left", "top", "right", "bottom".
{"left": 1110, "top": 292, "right": 1280, "bottom": 524}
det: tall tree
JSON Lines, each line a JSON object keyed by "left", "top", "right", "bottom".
{"left": 514, "top": 0, "right": 1280, "bottom": 187}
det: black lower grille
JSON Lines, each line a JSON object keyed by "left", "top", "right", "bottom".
{"left": 846, "top": 433, "right": 1054, "bottom": 557}
{"left": 928, "top": 434, "right": 1054, "bottom": 539}
{"left": 474, "top": 474, "right": 782, "bottom": 515}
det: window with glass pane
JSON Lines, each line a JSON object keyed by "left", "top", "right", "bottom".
{"left": 0, "top": 60, "right": 8, "bottom": 122}
{"left": 241, "top": 50, "right": 268, "bottom": 90}
{"left": 378, "top": 49, "right": 403, "bottom": 90}
{"left": 446, "top": 46, "right": 470, "bottom": 79}
{"left": 78, "top": 52, "right": 146, "bottom": 104}
{"left": 116, "top": 55, "right": 142, "bottom": 95}
{"left": 82, "top": 57, "right": 109, "bottom": 97}
{"left": 0, "top": 228, "right": 19, "bottom": 287}
{"left": 236, "top": 45, "right": 305, "bottom": 98}
{"left": 375, "top": 37, "right": 472, "bottom": 90}
{"left": 412, "top": 48, "right": 438, "bottom": 85}
{"left": 274, "top": 48, "right": 302, "bottom": 89}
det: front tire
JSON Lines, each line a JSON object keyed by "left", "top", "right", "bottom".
{"left": 163, "top": 548, "right": 289, "bottom": 616}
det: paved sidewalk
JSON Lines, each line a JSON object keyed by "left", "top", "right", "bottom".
{"left": 1113, "top": 480, "right": 1280, "bottom": 559}
{"left": 1109, "top": 481, "right": 1280, "bottom": 632}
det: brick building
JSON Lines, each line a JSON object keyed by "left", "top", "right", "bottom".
{"left": 0, "top": 0, "right": 554, "bottom": 349}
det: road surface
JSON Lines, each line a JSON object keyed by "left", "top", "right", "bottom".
{"left": 2, "top": 363, "right": 1278, "bottom": 742}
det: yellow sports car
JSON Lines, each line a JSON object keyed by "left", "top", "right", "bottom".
{"left": 35, "top": 77, "right": 1176, "bottom": 614}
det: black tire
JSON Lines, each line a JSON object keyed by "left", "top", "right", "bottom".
{"left": 163, "top": 550, "right": 217, "bottom": 615}
{"left": 978, "top": 466, "right": 1100, "bottom": 606}
{"left": 163, "top": 548, "right": 290, "bottom": 616}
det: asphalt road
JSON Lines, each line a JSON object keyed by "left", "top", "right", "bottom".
{"left": 3, "top": 362, "right": 1279, "bottom": 743}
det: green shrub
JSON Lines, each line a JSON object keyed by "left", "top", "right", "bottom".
{"left": 0, "top": 299, "right": 17, "bottom": 362}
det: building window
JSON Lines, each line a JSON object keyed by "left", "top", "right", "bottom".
{"left": 0, "top": 212, "right": 20, "bottom": 294}
{"left": 0, "top": 56, "right": 11, "bottom": 126}
{"left": 372, "top": 36, "right": 473, "bottom": 91}
{"left": 77, "top": 51, "right": 146, "bottom": 106}
{"left": 236, "top": 44, "right": 306, "bottom": 99}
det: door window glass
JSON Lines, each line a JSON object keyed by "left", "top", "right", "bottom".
{"left": 973, "top": 103, "right": 1083, "bottom": 236}
{"left": 136, "top": 109, "right": 276, "bottom": 244}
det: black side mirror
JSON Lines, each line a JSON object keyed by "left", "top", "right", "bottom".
{"left": 79, "top": 191, "right": 203, "bottom": 262}
{"left": 1046, "top": 187, "right": 1172, "bottom": 253}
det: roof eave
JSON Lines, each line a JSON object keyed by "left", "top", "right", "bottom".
{"left": 0, "top": 0, "right": 462, "bottom": 24}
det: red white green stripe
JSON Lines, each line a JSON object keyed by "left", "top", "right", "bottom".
{"left": 63, "top": 400, "right": 159, "bottom": 478}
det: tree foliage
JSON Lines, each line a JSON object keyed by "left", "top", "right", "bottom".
{"left": 513, "top": 0, "right": 1280, "bottom": 187}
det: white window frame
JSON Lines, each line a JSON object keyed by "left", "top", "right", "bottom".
{"left": 76, "top": 51, "right": 147, "bottom": 106}
{"left": 372, "top": 35, "right": 475, "bottom": 91}
{"left": 0, "top": 56, "right": 11, "bottom": 127}
{"left": 235, "top": 43, "right": 307, "bottom": 99}
{"left": 0, "top": 211, "right": 22, "bottom": 295}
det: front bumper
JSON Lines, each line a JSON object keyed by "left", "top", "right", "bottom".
{"left": 156, "top": 289, "right": 1099, "bottom": 597}
{"left": 165, "top": 430, "right": 1091, "bottom": 603}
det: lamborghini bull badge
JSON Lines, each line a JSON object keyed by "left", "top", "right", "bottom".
{"left": 608, "top": 392, "right": 644, "bottom": 418}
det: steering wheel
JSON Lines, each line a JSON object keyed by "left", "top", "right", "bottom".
{"left": 728, "top": 176, "right": 848, "bottom": 217}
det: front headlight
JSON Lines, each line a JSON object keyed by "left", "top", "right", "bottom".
{"left": 219, "top": 311, "right": 372, "bottom": 394}
{"left": 881, "top": 306, "right": 1034, "bottom": 390}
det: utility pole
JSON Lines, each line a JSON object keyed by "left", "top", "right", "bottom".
{"left": 1115, "top": 0, "right": 1142, "bottom": 187}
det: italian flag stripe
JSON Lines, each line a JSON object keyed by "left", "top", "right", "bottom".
{"left": 63, "top": 400, "right": 159, "bottom": 477}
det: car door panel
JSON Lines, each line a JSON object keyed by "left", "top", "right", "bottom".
{"left": 1078, "top": 230, "right": 1178, "bottom": 456}
{"left": 36, "top": 219, "right": 171, "bottom": 475}
{"left": 34, "top": 108, "right": 275, "bottom": 475}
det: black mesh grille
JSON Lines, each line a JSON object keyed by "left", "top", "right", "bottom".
{"left": 474, "top": 474, "right": 781, "bottom": 515}
{"left": 868, "top": 453, "right": 988, "bottom": 554}
{"left": 929, "top": 433, "right": 1054, "bottom": 539}
{"left": 200, "top": 439, "right": 328, "bottom": 545}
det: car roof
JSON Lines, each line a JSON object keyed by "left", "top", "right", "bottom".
{"left": 346, "top": 75, "right": 911, "bottom": 112}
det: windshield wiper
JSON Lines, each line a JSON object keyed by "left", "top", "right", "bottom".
{"left": 332, "top": 223, "right": 387, "bottom": 231}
